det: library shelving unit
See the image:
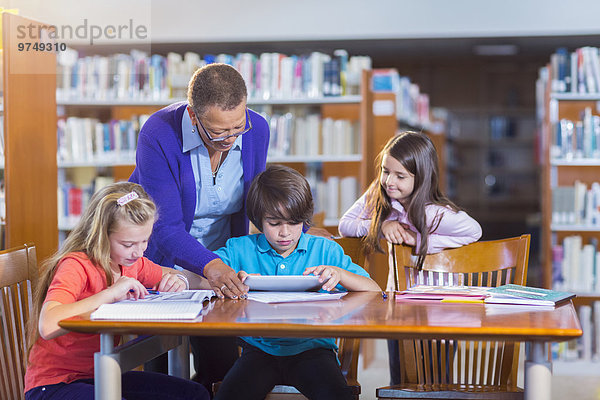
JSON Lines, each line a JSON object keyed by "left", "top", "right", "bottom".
{"left": 1, "top": 12, "right": 58, "bottom": 261}
{"left": 538, "top": 49, "right": 600, "bottom": 371}
{"left": 55, "top": 61, "right": 392, "bottom": 233}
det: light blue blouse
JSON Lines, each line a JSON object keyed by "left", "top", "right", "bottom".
{"left": 181, "top": 110, "right": 244, "bottom": 251}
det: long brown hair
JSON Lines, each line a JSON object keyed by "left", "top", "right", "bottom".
{"left": 27, "top": 182, "right": 156, "bottom": 353}
{"left": 364, "top": 132, "right": 458, "bottom": 267}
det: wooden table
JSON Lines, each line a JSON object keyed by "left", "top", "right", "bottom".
{"left": 59, "top": 292, "right": 582, "bottom": 400}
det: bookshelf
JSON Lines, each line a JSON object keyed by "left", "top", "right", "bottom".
{"left": 54, "top": 51, "right": 393, "bottom": 233}
{"left": 538, "top": 47, "right": 600, "bottom": 369}
{"left": 1, "top": 13, "right": 58, "bottom": 261}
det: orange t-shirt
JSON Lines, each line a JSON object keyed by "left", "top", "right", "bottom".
{"left": 24, "top": 252, "right": 163, "bottom": 393}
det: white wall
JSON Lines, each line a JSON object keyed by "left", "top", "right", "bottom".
{"left": 6, "top": 0, "right": 600, "bottom": 44}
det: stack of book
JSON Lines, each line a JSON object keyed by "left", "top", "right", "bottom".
{"left": 396, "top": 284, "right": 575, "bottom": 307}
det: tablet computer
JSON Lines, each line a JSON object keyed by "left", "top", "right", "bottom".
{"left": 244, "top": 275, "right": 323, "bottom": 292}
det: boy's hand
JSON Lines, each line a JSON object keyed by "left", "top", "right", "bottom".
{"left": 303, "top": 265, "right": 342, "bottom": 291}
{"left": 204, "top": 259, "right": 248, "bottom": 299}
{"left": 156, "top": 273, "right": 186, "bottom": 292}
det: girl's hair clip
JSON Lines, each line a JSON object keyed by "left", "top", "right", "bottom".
{"left": 117, "top": 191, "right": 139, "bottom": 206}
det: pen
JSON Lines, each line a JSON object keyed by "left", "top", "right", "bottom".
{"left": 129, "top": 289, "right": 160, "bottom": 294}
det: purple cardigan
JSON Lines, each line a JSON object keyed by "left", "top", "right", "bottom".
{"left": 130, "top": 102, "right": 269, "bottom": 276}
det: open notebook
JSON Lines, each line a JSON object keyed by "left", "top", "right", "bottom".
{"left": 91, "top": 290, "right": 216, "bottom": 320}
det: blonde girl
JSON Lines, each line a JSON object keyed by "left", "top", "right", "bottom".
{"left": 24, "top": 182, "right": 208, "bottom": 400}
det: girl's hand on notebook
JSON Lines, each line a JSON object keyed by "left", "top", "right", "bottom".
{"left": 303, "top": 265, "right": 341, "bottom": 291}
{"left": 156, "top": 273, "right": 186, "bottom": 293}
{"left": 110, "top": 276, "right": 148, "bottom": 302}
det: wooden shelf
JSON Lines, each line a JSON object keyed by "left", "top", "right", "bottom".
{"left": 550, "top": 93, "right": 600, "bottom": 101}
{"left": 267, "top": 154, "right": 362, "bottom": 163}
{"left": 58, "top": 158, "right": 136, "bottom": 168}
{"left": 551, "top": 224, "right": 600, "bottom": 232}
{"left": 2, "top": 13, "right": 58, "bottom": 259}
{"left": 551, "top": 159, "right": 600, "bottom": 166}
{"left": 57, "top": 95, "right": 363, "bottom": 107}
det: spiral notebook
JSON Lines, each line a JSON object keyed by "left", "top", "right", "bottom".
{"left": 91, "top": 290, "right": 215, "bottom": 320}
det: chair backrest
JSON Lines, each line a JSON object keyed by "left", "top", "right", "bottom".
{"left": 0, "top": 243, "right": 38, "bottom": 400}
{"left": 389, "top": 235, "right": 530, "bottom": 388}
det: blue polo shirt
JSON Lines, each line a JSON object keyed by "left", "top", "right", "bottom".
{"left": 214, "top": 232, "right": 370, "bottom": 356}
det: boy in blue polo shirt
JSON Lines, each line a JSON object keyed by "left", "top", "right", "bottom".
{"left": 213, "top": 164, "right": 380, "bottom": 400}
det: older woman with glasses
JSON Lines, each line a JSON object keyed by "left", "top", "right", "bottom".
{"left": 129, "top": 63, "right": 269, "bottom": 394}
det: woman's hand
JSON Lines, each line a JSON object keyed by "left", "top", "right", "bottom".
{"left": 204, "top": 259, "right": 248, "bottom": 299}
{"left": 303, "top": 265, "right": 342, "bottom": 291}
{"left": 109, "top": 276, "right": 148, "bottom": 302}
{"left": 156, "top": 273, "right": 187, "bottom": 292}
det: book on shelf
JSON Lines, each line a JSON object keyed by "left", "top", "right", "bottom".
{"left": 554, "top": 235, "right": 600, "bottom": 293}
{"left": 552, "top": 181, "right": 600, "bottom": 227}
{"left": 551, "top": 107, "right": 600, "bottom": 161}
{"left": 90, "top": 290, "right": 216, "bottom": 320}
{"left": 484, "top": 284, "right": 575, "bottom": 307}
{"left": 552, "top": 300, "right": 600, "bottom": 363}
{"left": 549, "top": 46, "right": 600, "bottom": 95}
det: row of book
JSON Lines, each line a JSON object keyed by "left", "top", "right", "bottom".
{"left": 552, "top": 235, "right": 600, "bottom": 293}
{"left": 263, "top": 112, "right": 359, "bottom": 158}
{"left": 552, "top": 182, "right": 600, "bottom": 227}
{"left": 57, "top": 115, "right": 149, "bottom": 164}
{"left": 370, "top": 68, "right": 430, "bottom": 127}
{"left": 56, "top": 48, "right": 372, "bottom": 101}
{"left": 549, "top": 47, "right": 600, "bottom": 94}
{"left": 58, "top": 170, "right": 358, "bottom": 229}
{"left": 305, "top": 165, "right": 358, "bottom": 222}
{"left": 57, "top": 176, "right": 111, "bottom": 229}
{"left": 551, "top": 107, "right": 600, "bottom": 161}
{"left": 552, "top": 301, "right": 600, "bottom": 363}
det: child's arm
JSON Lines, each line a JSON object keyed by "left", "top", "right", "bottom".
{"left": 425, "top": 208, "right": 483, "bottom": 253}
{"left": 338, "top": 194, "right": 371, "bottom": 237}
{"left": 303, "top": 266, "right": 380, "bottom": 292}
{"left": 39, "top": 276, "right": 148, "bottom": 340}
{"left": 160, "top": 267, "right": 212, "bottom": 290}
{"left": 382, "top": 221, "right": 416, "bottom": 246}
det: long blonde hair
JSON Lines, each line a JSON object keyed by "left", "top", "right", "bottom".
{"left": 364, "top": 132, "right": 458, "bottom": 267}
{"left": 27, "top": 182, "right": 156, "bottom": 351}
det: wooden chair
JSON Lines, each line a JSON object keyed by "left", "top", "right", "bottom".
{"left": 0, "top": 243, "right": 38, "bottom": 400}
{"left": 213, "top": 237, "right": 366, "bottom": 400}
{"left": 377, "top": 235, "right": 530, "bottom": 400}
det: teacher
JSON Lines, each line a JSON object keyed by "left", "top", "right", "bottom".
{"left": 130, "top": 63, "right": 269, "bottom": 393}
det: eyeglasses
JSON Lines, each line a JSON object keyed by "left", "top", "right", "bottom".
{"left": 196, "top": 108, "right": 252, "bottom": 142}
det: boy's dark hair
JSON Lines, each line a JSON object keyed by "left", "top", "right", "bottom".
{"left": 246, "top": 165, "right": 314, "bottom": 231}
